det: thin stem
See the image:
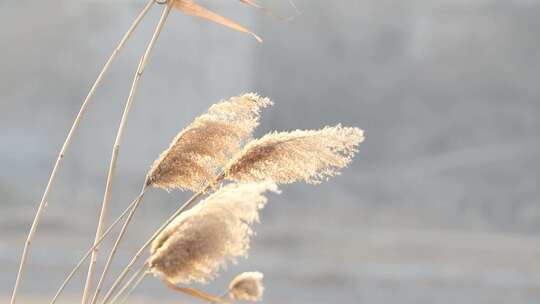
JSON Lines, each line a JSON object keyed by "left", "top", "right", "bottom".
{"left": 287, "top": 0, "right": 302, "bottom": 16}
{"left": 217, "top": 291, "right": 229, "bottom": 302}
{"left": 81, "top": 3, "right": 173, "bottom": 303}
{"left": 101, "top": 186, "right": 211, "bottom": 304}
{"left": 89, "top": 183, "right": 149, "bottom": 304}
{"left": 163, "top": 280, "right": 228, "bottom": 304}
{"left": 49, "top": 190, "right": 147, "bottom": 304}
{"left": 9, "top": 2, "right": 155, "bottom": 303}
{"left": 101, "top": 172, "right": 225, "bottom": 304}
{"left": 110, "top": 264, "right": 149, "bottom": 304}
{"left": 117, "top": 273, "right": 148, "bottom": 304}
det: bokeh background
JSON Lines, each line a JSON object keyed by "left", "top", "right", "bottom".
{"left": 1, "top": 0, "right": 540, "bottom": 303}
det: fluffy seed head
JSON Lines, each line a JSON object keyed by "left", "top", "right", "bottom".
{"left": 147, "top": 94, "right": 272, "bottom": 192}
{"left": 224, "top": 125, "right": 364, "bottom": 184}
{"left": 149, "top": 182, "right": 278, "bottom": 285}
{"left": 228, "top": 271, "right": 264, "bottom": 302}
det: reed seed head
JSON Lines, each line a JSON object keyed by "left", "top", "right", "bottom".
{"left": 228, "top": 271, "right": 264, "bottom": 302}
{"left": 224, "top": 125, "right": 364, "bottom": 184}
{"left": 149, "top": 182, "right": 278, "bottom": 285}
{"left": 147, "top": 94, "right": 272, "bottom": 192}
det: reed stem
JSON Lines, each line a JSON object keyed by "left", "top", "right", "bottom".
{"left": 89, "top": 183, "right": 149, "bottom": 304}
{"left": 81, "top": 3, "right": 173, "bottom": 303}
{"left": 101, "top": 184, "right": 213, "bottom": 304}
{"left": 164, "top": 281, "right": 228, "bottom": 303}
{"left": 9, "top": 2, "right": 155, "bottom": 303}
{"left": 49, "top": 190, "right": 147, "bottom": 304}
{"left": 111, "top": 263, "right": 226, "bottom": 304}
{"left": 110, "top": 264, "right": 149, "bottom": 304}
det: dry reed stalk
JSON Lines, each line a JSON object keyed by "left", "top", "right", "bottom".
{"left": 88, "top": 184, "right": 149, "bottom": 304}
{"left": 111, "top": 264, "right": 225, "bottom": 304}
{"left": 239, "top": 0, "right": 262, "bottom": 9}
{"left": 49, "top": 189, "right": 151, "bottom": 304}
{"left": 82, "top": 3, "right": 173, "bottom": 303}
{"left": 91, "top": 93, "right": 270, "bottom": 303}
{"left": 109, "top": 264, "right": 149, "bottom": 304}
{"left": 99, "top": 185, "right": 212, "bottom": 304}
{"left": 9, "top": 2, "right": 155, "bottom": 303}
{"left": 163, "top": 281, "right": 228, "bottom": 304}
{"left": 228, "top": 272, "right": 264, "bottom": 302}
{"left": 116, "top": 273, "right": 148, "bottom": 304}
{"left": 149, "top": 182, "right": 277, "bottom": 285}
{"left": 225, "top": 125, "right": 365, "bottom": 184}
{"left": 89, "top": 0, "right": 269, "bottom": 299}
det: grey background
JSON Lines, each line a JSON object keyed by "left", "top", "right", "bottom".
{"left": 1, "top": 0, "right": 540, "bottom": 303}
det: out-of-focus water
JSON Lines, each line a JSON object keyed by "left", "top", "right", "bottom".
{"left": 1, "top": 1, "right": 540, "bottom": 303}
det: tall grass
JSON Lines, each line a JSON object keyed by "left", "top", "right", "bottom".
{"left": 9, "top": 1, "right": 156, "bottom": 303}
{"left": 12, "top": 1, "right": 364, "bottom": 303}
{"left": 82, "top": 3, "right": 174, "bottom": 303}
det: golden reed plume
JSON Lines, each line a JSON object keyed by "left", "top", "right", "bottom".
{"left": 149, "top": 182, "right": 278, "bottom": 285}
{"left": 147, "top": 94, "right": 272, "bottom": 192}
{"left": 228, "top": 271, "right": 264, "bottom": 302}
{"left": 225, "top": 125, "right": 364, "bottom": 184}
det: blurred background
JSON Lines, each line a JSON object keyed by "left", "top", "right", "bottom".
{"left": 1, "top": 0, "right": 540, "bottom": 303}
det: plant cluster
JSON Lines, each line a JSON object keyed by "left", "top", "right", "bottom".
{"left": 10, "top": 1, "right": 364, "bottom": 303}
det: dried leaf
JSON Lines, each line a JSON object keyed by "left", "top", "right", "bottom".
{"left": 239, "top": 0, "right": 262, "bottom": 9}
{"left": 241, "top": 0, "right": 302, "bottom": 22}
{"left": 174, "top": 0, "right": 262, "bottom": 42}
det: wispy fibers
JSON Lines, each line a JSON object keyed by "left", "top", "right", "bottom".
{"left": 90, "top": 94, "right": 270, "bottom": 304}
{"left": 228, "top": 272, "right": 264, "bottom": 302}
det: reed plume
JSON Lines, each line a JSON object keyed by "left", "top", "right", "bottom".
{"left": 228, "top": 272, "right": 264, "bottom": 302}
{"left": 85, "top": 94, "right": 270, "bottom": 304}
{"left": 149, "top": 182, "right": 278, "bottom": 285}
{"left": 102, "top": 124, "right": 364, "bottom": 302}
{"left": 224, "top": 125, "right": 364, "bottom": 184}
{"left": 147, "top": 93, "right": 272, "bottom": 192}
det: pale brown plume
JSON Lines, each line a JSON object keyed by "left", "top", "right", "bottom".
{"left": 224, "top": 125, "right": 364, "bottom": 184}
{"left": 147, "top": 94, "right": 272, "bottom": 192}
{"left": 149, "top": 182, "right": 279, "bottom": 285}
{"left": 228, "top": 271, "right": 264, "bottom": 302}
